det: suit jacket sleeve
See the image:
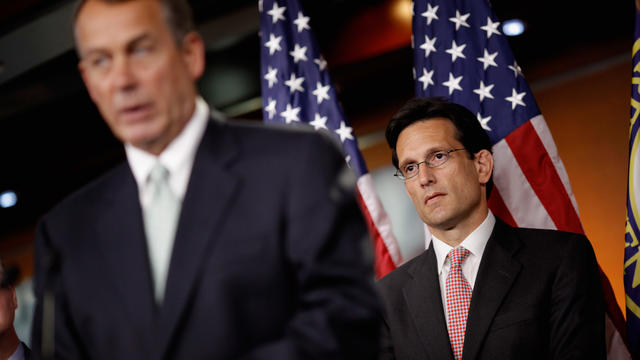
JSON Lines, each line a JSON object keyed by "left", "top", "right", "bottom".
{"left": 548, "top": 233, "right": 605, "bottom": 359}
{"left": 239, "top": 133, "right": 381, "bottom": 360}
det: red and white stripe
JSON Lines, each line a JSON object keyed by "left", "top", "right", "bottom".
{"left": 356, "top": 173, "right": 402, "bottom": 279}
{"left": 491, "top": 115, "right": 583, "bottom": 233}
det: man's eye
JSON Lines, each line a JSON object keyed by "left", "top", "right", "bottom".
{"left": 133, "top": 44, "right": 152, "bottom": 56}
{"left": 404, "top": 164, "right": 417, "bottom": 173}
{"left": 89, "top": 55, "right": 110, "bottom": 69}
{"left": 433, "top": 152, "right": 446, "bottom": 160}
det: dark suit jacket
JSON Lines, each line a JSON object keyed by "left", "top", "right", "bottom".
{"left": 377, "top": 219, "right": 605, "bottom": 360}
{"left": 31, "top": 119, "right": 380, "bottom": 359}
{"left": 22, "top": 341, "right": 31, "bottom": 360}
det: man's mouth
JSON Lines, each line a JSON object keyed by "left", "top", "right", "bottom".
{"left": 425, "top": 192, "right": 445, "bottom": 204}
{"left": 118, "top": 102, "right": 153, "bottom": 122}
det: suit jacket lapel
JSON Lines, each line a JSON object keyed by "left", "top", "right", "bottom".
{"left": 462, "top": 219, "right": 522, "bottom": 360}
{"left": 403, "top": 246, "right": 454, "bottom": 360}
{"left": 155, "top": 120, "right": 240, "bottom": 358}
{"left": 96, "top": 164, "right": 156, "bottom": 354}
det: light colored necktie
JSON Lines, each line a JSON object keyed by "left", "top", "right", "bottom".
{"left": 143, "top": 163, "right": 180, "bottom": 304}
{"left": 445, "top": 246, "right": 472, "bottom": 360}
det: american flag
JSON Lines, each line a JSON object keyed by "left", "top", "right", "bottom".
{"left": 259, "top": 0, "right": 402, "bottom": 278}
{"left": 412, "top": 0, "right": 629, "bottom": 357}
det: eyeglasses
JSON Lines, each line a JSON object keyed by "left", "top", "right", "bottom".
{"left": 394, "top": 148, "right": 466, "bottom": 180}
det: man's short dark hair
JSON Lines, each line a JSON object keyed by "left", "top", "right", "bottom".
{"left": 73, "top": 0, "right": 196, "bottom": 45}
{"left": 385, "top": 97, "right": 494, "bottom": 198}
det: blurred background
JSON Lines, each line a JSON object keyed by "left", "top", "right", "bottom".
{"left": 0, "top": 0, "right": 633, "bottom": 343}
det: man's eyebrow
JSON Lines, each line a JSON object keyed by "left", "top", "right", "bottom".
{"left": 80, "top": 47, "right": 108, "bottom": 60}
{"left": 80, "top": 33, "right": 154, "bottom": 59}
{"left": 398, "top": 157, "right": 417, "bottom": 169}
{"left": 126, "top": 33, "right": 154, "bottom": 50}
{"left": 399, "top": 147, "right": 442, "bottom": 168}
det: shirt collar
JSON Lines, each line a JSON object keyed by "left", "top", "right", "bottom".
{"left": 432, "top": 210, "right": 496, "bottom": 274}
{"left": 126, "top": 96, "right": 209, "bottom": 196}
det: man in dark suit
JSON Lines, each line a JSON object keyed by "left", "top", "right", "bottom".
{"left": 30, "top": 0, "right": 380, "bottom": 359}
{"left": 377, "top": 97, "right": 605, "bottom": 359}
{"left": 0, "top": 262, "right": 30, "bottom": 360}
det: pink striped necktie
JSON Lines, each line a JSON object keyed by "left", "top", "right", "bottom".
{"left": 445, "top": 246, "right": 472, "bottom": 360}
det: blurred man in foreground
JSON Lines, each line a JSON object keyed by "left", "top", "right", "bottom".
{"left": 31, "top": 0, "right": 380, "bottom": 358}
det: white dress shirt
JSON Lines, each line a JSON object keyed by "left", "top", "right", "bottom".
{"left": 124, "top": 97, "right": 209, "bottom": 298}
{"left": 126, "top": 97, "right": 210, "bottom": 206}
{"left": 431, "top": 210, "right": 496, "bottom": 327}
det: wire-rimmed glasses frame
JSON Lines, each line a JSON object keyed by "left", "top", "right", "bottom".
{"left": 394, "top": 148, "right": 466, "bottom": 181}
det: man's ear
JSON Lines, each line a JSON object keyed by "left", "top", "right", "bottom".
{"left": 180, "top": 32, "right": 206, "bottom": 81}
{"left": 474, "top": 149, "right": 494, "bottom": 185}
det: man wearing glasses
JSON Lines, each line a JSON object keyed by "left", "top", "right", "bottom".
{"left": 377, "top": 97, "right": 605, "bottom": 359}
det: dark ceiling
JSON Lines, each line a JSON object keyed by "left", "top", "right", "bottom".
{"left": 0, "top": 0, "right": 634, "bottom": 239}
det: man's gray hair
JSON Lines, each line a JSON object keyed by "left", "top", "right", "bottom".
{"left": 73, "top": 0, "right": 196, "bottom": 46}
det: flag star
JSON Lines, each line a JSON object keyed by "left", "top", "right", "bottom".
{"left": 264, "top": 33, "right": 282, "bottom": 55}
{"left": 264, "top": 98, "right": 277, "bottom": 119}
{"left": 284, "top": 73, "right": 305, "bottom": 94}
{"left": 480, "top": 17, "right": 501, "bottom": 38}
{"left": 258, "top": 0, "right": 263, "bottom": 12}
{"left": 335, "top": 121, "right": 354, "bottom": 143}
{"left": 418, "top": 68, "right": 435, "bottom": 90}
{"left": 473, "top": 81, "right": 495, "bottom": 102}
{"left": 289, "top": 43, "right": 308, "bottom": 63}
{"left": 505, "top": 88, "right": 526, "bottom": 109}
{"left": 420, "top": 35, "right": 437, "bottom": 57}
{"left": 280, "top": 104, "right": 301, "bottom": 123}
{"left": 421, "top": 3, "right": 439, "bottom": 25}
{"left": 508, "top": 61, "right": 524, "bottom": 77}
{"left": 477, "top": 49, "right": 498, "bottom": 70}
{"left": 345, "top": 155, "right": 352, "bottom": 166}
{"left": 309, "top": 113, "right": 328, "bottom": 130}
{"left": 267, "top": 2, "right": 286, "bottom": 24}
{"left": 445, "top": 40, "right": 466, "bottom": 62}
{"left": 314, "top": 56, "right": 328, "bottom": 71}
{"left": 412, "top": 67, "right": 416, "bottom": 80}
{"left": 264, "top": 66, "right": 278, "bottom": 88}
{"left": 293, "top": 11, "right": 311, "bottom": 32}
{"left": 476, "top": 113, "right": 492, "bottom": 131}
{"left": 449, "top": 10, "right": 470, "bottom": 30}
{"left": 442, "top": 72, "right": 463, "bottom": 95}
{"left": 312, "top": 82, "right": 331, "bottom": 104}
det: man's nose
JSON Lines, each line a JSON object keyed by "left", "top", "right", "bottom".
{"left": 111, "top": 56, "right": 137, "bottom": 91}
{"left": 417, "top": 163, "right": 435, "bottom": 186}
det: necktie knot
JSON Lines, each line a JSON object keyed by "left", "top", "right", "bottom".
{"left": 149, "top": 162, "right": 170, "bottom": 184}
{"left": 448, "top": 246, "right": 470, "bottom": 268}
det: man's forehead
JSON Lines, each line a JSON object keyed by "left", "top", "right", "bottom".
{"left": 75, "top": 0, "right": 166, "bottom": 50}
{"left": 398, "top": 118, "right": 458, "bottom": 148}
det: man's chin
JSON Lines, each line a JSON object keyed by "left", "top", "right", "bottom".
{"left": 423, "top": 212, "right": 456, "bottom": 231}
{"left": 120, "top": 127, "right": 161, "bottom": 146}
